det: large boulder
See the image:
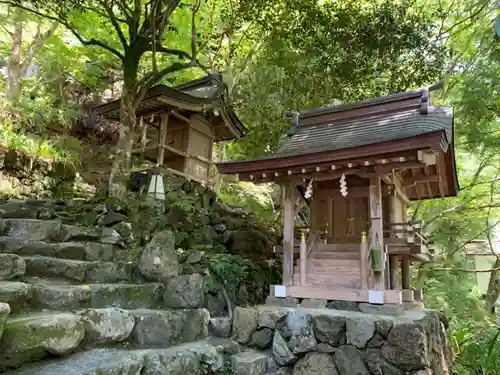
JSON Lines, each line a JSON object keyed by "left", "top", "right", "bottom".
{"left": 312, "top": 314, "right": 346, "bottom": 347}
{"left": 139, "top": 230, "right": 179, "bottom": 282}
{"left": 335, "top": 345, "right": 370, "bottom": 375}
{"left": 280, "top": 311, "right": 317, "bottom": 354}
{"left": 80, "top": 308, "right": 135, "bottom": 344}
{"left": 0, "top": 312, "right": 85, "bottom": 368}
{"left": 251, "top": 328, "right": 274, "bottom": 349}
{"left": 233, "top": 307, "right": 259, "bottom": 344}
{"left": 364, "top": 349, "right": 405, "bottom": 375}
{"left": 258, "top": 308, "right": 288, "bottom": 329}
{"left": 232, "top": 351, "right": 267, "bottom": 375}
{"left": 346, "top": 316, "right": 376, "bottom": 348}
{"left": 382, "top": 322, "right": 427, "bottom": 371}
{"left": 293, "top": 352, "right": 339, "bottom": 375}
{"left": 130, "top": 308, "right": 209, "bottom": 348}
{"left": 163, "top": 273, "right": 204, "bottom": 308}
{"left": 272, "top": 330, "right": 297, "bottom": 366}
{"left": 0, "top": 253, "right": 25, "bottom": 280}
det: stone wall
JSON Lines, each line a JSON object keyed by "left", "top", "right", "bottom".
{"left": 231, "top": 304, "right": 453, "bottom": 375}
{"left": 0, "top": 148, "right": 82, "bottom": 199}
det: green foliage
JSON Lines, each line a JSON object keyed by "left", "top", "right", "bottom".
{"left": 204, "top": 253, "right": 255, "bottom": 297}
{"left": 219, "top": 181, "right": 281, "bottom": 231}
{"left": 0, "top": 118, "right": 81, "bottom": 165}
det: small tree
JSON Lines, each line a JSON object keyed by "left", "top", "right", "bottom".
{"left": 2, "top": 0, "right": 206, "bottom": 196}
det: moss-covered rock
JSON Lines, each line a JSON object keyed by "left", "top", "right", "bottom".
{"left": 0, "top": 312, "right": 85, "bottom": 369}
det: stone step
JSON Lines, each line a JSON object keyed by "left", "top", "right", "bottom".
{"left": 1, "top": 338, "right": 239, "bottom": 375}
{"left": 0, "top": 308, "right": 214, "bottom": 370}
{"left": 23, "top": 255, "right": 136, "bottom": 284}
{"left": 0, "top": 281, "right": 164, "bottom": 313}
{"left": 0, "top": 219, "right": 123, "bottom": 246}
{"left": 0, "top": 237, "right": 134, "bottom": 262}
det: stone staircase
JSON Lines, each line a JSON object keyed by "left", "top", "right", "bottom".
{"left": 0, "top": 209, "right": 245, "bottom": 374}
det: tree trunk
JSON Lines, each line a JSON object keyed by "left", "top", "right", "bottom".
{"left": 485, "top": 257, "right": 500, "bottom": 313}
{"left": 6, "top": 8, "right": 23, "bottom": 101}
{"left": 108, "top": 59, "right": 139, "bottom": 197}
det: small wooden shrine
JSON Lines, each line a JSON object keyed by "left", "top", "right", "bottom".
{"left": 91, "top": 73, "right": 246, "bottom": 184}
{"left": 217, "top": 84, "right": 459, "bottom": 305}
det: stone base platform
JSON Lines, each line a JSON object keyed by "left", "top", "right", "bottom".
{"left": 232, "top": 304, "right": 452, "bottom": 375}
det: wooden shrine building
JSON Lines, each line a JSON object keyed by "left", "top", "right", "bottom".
{"left": 91, "top": 73, "right": 246, "bottom": 184}
{"left": 217, "top": 84, "right": 459, "bottom": 305}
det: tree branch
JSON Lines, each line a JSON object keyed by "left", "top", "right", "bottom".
{"left": 20, "top": 21, "right": 58, "bottom": 75}
{"left": 134, "top": 61, "right": 193, "bottom": 107}
{"left": 432, "top": 266, "right": 500, "bottom": 273}
{"left": 0, "top": 1, "right": 125, "bottom": 60}
{"left": 99, "top": 0, "right": 128, "bottom": 48}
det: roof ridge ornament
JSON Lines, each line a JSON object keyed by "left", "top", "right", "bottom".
{"left": 284, "top": 111, "right": 300, "bottom": 137}
{"left": 420, "top": 87, "right": 430, "bottom": 115}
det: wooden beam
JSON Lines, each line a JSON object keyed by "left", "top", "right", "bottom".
{"left": 369, "top": 176, "right": 385, "bottom": 290}
{"left": 238, "top": 158, "right": 423, "bottom": 184}
{"left": 435, "top": 152, "right": 446, "bottom": 198}
{"left": 278, "top": 285, "right": 403, "bottom": 304}
{"left": 402, "top": 174, "right": 439, "bottom": 186}
{"left": 417, "top": 150, "right": 437, "bottom": 166}
{"left": 283, "top": 183, "right": 296, "bottom": 286}
{"left": 381, "top": 175, "right": 410, "bottom": 203}
{"left": 157, "top": 113, "right": 169, "bottom": 166}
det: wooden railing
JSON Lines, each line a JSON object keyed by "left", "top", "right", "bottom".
{"left": 384, "top": 221, "right": 431, "bottom": 248}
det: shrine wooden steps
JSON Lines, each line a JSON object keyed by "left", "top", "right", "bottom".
{"left": 292, "top": 243, "right": 363, "bottom": 290}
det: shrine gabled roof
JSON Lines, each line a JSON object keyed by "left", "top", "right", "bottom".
{"left": 266, "top": 106, "right": 452, "bottom": 160}
{"left": 90, "top": 73, "right": 246, "bottom": 142}
{"left": 217, "top": 85, "right": 455, "bottom": 173}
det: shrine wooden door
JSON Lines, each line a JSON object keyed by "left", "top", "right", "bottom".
{"left": 328, "top": 195, "right": 370, "bottom": 244}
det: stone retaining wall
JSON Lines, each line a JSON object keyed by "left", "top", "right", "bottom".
{"left": 0, "top": 149, "right": 78, "bottom": 198}
{"left": 232, "top": 305, "right": 453, "bottom": 375}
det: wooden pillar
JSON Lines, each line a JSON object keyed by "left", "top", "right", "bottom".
{"left": 369, "top": 176, "right": 385, "bottom": 290}
{"left": 157, "top": 113, "right": 169, "bottom": 166}
{"left": 388, "top": 174, "right": 403, "bottom": 290}
{"left": 389, "top": 255, "right": 399, "bottom": 289}
{"left": 283, "top": 183, "right": 296, "bottom": 286}
{"left": 299, "top": 230, "right": 307, "bottom": 286}
{"left": 401, "top": 255, "right": 411, "bottom": 289}
{"left": 360, "top": 231, "right": 369, "bottom": 289}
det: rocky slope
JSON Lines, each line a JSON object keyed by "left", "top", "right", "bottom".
{"left": 0, "top": 186, "right": 279, "bottom": 374}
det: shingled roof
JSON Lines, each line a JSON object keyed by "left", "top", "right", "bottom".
{"left": 267, "top": 106, "right": 452, "bottom": 160}
{"left": 90, "top": 73, "right": 246, "bottom": 142}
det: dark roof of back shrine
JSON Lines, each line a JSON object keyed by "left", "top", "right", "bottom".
{"left": 90, "top": 73, "right": 246, "bottom": 141}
